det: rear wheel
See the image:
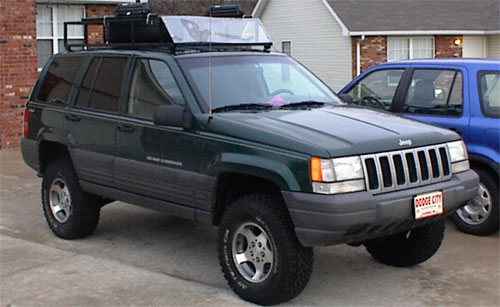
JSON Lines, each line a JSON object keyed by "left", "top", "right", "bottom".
{"left": 451, "top": 168, "right": 499, "bottom": 236}
{"left": 42, "top": 159, "right": 101, "bottom": 239}
{"left": 217, "top": 194, "right": 313, "bottom": 305}
{"left": 364, "top": 220, "right": 445, "bottom": 267}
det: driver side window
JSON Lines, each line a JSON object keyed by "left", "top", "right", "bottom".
{"left": 346, "top": 69, "right": 404, "bottom": 110}
{"left": 128, "top": 59, "right": 185, "bottom": 120}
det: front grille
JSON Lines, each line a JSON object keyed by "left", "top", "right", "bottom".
{"left": 361, "top": 144, "right": 452, "bottom": 194}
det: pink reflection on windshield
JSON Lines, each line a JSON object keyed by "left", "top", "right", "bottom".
{"left": 265, "top": 95, "right": 289, "bottom": 107}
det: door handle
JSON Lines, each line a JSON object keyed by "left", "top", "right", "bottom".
{"left": 117, "top": 124, "right": 136, "bottom": 133}
{"left": 65, "top": 114, "right": 81, "bottom": 122}
{"left": 448, "top": 127, "right": 462, "bottom": 135}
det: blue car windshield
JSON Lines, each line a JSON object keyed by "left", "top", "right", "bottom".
{"left": 178, "top": 55, "right": 342, "bottom": 111}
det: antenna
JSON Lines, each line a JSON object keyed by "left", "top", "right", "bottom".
{"left": 208, "top": 6, "right": 213, "bottom": 117}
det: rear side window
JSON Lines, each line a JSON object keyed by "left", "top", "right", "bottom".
{"left": 75, "top": 57, "right": 128, "bottom": 113}
{"left": 37, "top": 56, "right": 84, "bottom": 104}
{"left": 478, "top": 71, "right": 500, "bottom": 118}
{"left": 404, "top": 69, "right": 463, "bottom": 116}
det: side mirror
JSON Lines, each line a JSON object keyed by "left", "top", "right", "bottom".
{"left": 153, "top": 104, "right": 193, "bottom": 129}
{"left": 338, "top": 93, "right": 353, "bottom": 104}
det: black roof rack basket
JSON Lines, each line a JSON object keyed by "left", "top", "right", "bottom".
{"left": 64, "top": 6, "right": 273, "bottom": 53}
{"left": 64, "top": 13, "right": 173, "bottom": 52}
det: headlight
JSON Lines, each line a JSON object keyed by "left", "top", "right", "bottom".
{"left": 310, "top": 156, "right": 365, "bottom": 194}
{"left": 446, "top": 140, "right": 468, "bottom": 163}
{"left": 446, "top": 140, "right": 469, "bottom": 173}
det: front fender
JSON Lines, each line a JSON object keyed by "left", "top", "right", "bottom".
{"left": 209, "top": 153, "right": 305, "bottom": 191}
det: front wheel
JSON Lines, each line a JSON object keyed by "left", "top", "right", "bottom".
{"left": 451, "top": 168, "right": 499, "bottom": 236}
{"left": 364, "top": 220, "right": 445, "bottom": 267}
{"left": 217, "top": 194, "right": 313, "bottom": 305}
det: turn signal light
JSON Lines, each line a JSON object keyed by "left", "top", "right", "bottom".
{"left": 310, "top": 157, "right": 323, "bottom": 182}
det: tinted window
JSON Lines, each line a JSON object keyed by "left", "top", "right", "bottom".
{"left": 128, "top": 59, "right": 184, "bottom": 119}
{"left": 404, "top": 69, "right": 463, "bottom": 116}
{"left": 478, "top": 71, "right": 500, "bottom": 117}
{"left": 345, "top": 69, "right": 404, "bottom": 111}
{"left": 89, "top": 57, "right": 128, "bottom": 112}
{"left": 37, "top": 56, "right": 84, "bottom": 104}
{"left": 76, "top": 57, "right": 100, "bottom": 108}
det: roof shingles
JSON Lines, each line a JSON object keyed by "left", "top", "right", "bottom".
{"left": 327, "top": 0, "right": 500, "bottom": 32}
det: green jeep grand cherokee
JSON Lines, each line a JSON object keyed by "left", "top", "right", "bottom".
{"left": 21, "top": 11, "right": 478, "bottom": 305}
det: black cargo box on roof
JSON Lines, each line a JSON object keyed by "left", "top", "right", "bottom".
{"left": 114, "top": 2, "right": 151, "bottom": 17}
{"left": 205, "top": 5, "right": 244, "bottom": 18}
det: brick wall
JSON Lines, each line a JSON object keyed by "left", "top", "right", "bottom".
{"left": 351, "top": 35, "right": 463, "bottom": 77}
{"left": 351, "top": 36, "right": 387, "bottom": 77}
{"left": 435, "top": 35, "right": 462, "bottom": 58}
{"left": 86, "top": 5, "right": 115, "bottom": 44}
{"left": 0, "top": 0, "right": 38, "bottom": 149}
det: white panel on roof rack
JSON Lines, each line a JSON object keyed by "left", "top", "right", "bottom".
{"left": 161, "top": 16, "right": 271, "bottom": 45}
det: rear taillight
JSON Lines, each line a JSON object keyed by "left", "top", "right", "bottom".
{"left": 23, "top": 108, "right": 29, "bottom": 137}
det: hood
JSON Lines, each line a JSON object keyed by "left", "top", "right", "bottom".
{"left": 201, "top": 105, "right": 460, "bottom": 158}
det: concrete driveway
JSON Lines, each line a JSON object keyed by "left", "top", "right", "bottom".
{"left": 1, "top": 148, "right": 499, "bottom": 306}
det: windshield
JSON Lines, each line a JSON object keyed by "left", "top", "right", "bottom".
{"left": 177, "top": 55, "right": 342, "bottom": 111}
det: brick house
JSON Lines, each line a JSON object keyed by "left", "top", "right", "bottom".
{"left": 0, "top": 0, "right": 141, "bottom": 149}
{"left": 254, "top": 0, "right": 500, "bottom": 91}
{"left": 0, "top": 0, "right": 257, "bottom": 149}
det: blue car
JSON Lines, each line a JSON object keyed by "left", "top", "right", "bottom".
{"left": 340, "top": 58, "right": 499, "bottom": 236}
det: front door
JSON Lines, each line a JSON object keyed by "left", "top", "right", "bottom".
{"left": 114, "top": 57, "right": 202, "bottom": 209}
{"left": 400, "top": 68, "right": 469, "bottom": 142}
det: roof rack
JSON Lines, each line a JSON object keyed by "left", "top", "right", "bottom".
{"left": 63, "top": 5, "right": 273, "bottom": 53}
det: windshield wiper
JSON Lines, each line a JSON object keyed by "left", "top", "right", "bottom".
{"left": 212, "top": 103, "right": 273, "bottom": 113}
{"left": 278, "top": 101, "right": 325, "bottom": 109}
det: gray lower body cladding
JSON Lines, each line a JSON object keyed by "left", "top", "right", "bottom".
{"left": 20, "top": 138, "right": 41, "bottom": 173}
{"left": 282, "top": 170, "right": 479, "bottom": 247}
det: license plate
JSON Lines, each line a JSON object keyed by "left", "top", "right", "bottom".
{"left": 414, "top": 191, "right": 443, "bottom": 220}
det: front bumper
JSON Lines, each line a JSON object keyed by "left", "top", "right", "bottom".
{"left": 282, "top": 170, "right": 479, "bottom": 247}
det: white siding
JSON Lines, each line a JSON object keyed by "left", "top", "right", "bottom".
{"left": 463, "top": 36, "right": 486, "bottom": 57}
{"left": 486, "top": 35, "right": 500, "bottom": 58}
{"left": 260, "top": 0, "right": 352, "bottom": 91}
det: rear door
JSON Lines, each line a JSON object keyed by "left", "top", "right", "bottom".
{"left": 66, "top": 55, "right": 130, "bottom": 187}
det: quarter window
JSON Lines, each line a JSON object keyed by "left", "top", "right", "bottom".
{"left": 37, "top": 56, "right": 85, "bottom": 104}
{"left": 478, "top": 71, "right": 500, "bottom": 117}
{"left": 404, "top": 69, "right": 463, "bottom": 116}
{"left": 128, "top": 59, "right": 185, "bottom": 120}
{"left": 345, "top": 69, "right": 404, "bottom": 110}
{"left": 387, "top": 37, "right": 434, "bottom": 61}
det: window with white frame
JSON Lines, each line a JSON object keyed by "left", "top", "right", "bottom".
{"left": 387, "top": 37, "right": 434, "bottom": 61}
{"left": 282, "top": 40, "right": 292, "bottom": 56}
{"left": 36, "top": 5, "right": 85, "bottom": 68}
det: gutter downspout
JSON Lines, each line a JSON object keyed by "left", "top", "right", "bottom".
{"left": 356, "top": 35, "right": 365, "bottom": 76}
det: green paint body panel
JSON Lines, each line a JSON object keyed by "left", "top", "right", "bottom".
{"left": 21, "top": 49, "right": 478, "bottom": 247}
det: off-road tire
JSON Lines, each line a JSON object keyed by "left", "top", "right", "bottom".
{"left": 217, "top": 194, "right": 313, "bottom": 305}
{"left": 42, "top": 159, "right": 101, "bottom": 239}
{"left": 364, "top": 220, "right": 445, "bottom": 267}
{"left": 451, "top": 168, "right": 499, "bottom": 236}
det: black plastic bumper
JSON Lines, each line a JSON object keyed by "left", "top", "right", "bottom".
{"left": 282, "top": 170, "right": 479, "bottom": 247}
{"left": 20, "top": 138, "right": 40, "bottom": 173}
